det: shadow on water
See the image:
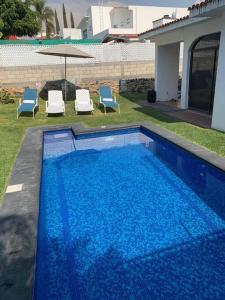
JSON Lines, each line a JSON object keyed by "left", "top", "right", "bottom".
{"left": 80, "top": 230, "right": 225, "bottom": 299}
{"left": 2, "top": 214, "right": 225, "bottom": 299}
{"left": 35, "top": 230, "right": 225, "bottom": 299}
{"left": 0, "top": 213, "right": 35, "bottom": 300}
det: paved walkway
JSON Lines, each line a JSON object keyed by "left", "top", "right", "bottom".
{"left": 140, "top": 100, "right": 212, "bottom": 129}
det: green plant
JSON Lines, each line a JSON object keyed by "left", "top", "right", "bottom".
{"left": 0, "top": 89, "right": 15, "bottom": 104}
{"left": 33, "top": 0, "right": 54, "bottom": 38}
{"left": 62, "top": 3, "right": 68, "bottom": 28}
{"left": 55, "top": 9, "right": 60, "bottom": 35}
{"left": 0, "top": 0, "right": 39, "bottom": 37}
{"left": 70, "top": 12, "right": 75, "bottom": 28}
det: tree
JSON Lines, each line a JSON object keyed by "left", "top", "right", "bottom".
{"left": 0, "top": 18, "right": 3, "bottom": 39}
{"left": 33, "top": 0, "right": 54, "bottom": 38}
{"left": 62, "top": 3, "right": 68, "bottom": 28}
{"left": 70, "top": 12, "right": 75, "bottom": 28}
{"left": 55, "top": 9, "right": 60, "bottom": 35}
{"left": 0, "top": 0, "right": 39, "bottom": 38}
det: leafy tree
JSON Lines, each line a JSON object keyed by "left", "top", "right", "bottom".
{"left": 33, "top": 0, "right": 54, "bottom": 38}
{"left": 70, "top": 12, "right": 75, "bottom": 28}
{"left": 0, "top": 0, "right": 39, "bottom": 37}
{"left": 55, "top": 9, "right": 60, "bottom": 35}
{"left": 0, "top": 18, "right": 3, "bottom": 38}
{"left": 62, "top": 3, "right": 68, "bottom": 28}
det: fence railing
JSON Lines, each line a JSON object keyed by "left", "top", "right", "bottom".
{"left": 0, "top": 43, "right": 155, "bottom": 68}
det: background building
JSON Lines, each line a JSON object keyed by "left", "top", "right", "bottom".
{"left": 77, "top": 5, "right": 188, "bottom": 42}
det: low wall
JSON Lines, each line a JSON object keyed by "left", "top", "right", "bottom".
{"left": 0, "top": 60, "right": 154, "bottom": 87}
{"left": 1, "top": 60, "right": 155, "bottom": 98}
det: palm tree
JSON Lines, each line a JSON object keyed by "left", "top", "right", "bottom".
{"left": 33, "top": 0, "right": 54, "bottom": 38}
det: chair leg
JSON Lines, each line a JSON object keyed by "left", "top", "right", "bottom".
{"left": 118, "top": 106, "right": 120, "bottom": 114}
{"left": 104, "top": 107, "right": 106, "bottom": 115}
{"left": 17, "top": 111, "right": 19, "bottom": 119}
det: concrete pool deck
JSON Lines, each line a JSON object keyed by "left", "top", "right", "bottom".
{"left": 1, "top": 121, "right": 225, "bottom": 300}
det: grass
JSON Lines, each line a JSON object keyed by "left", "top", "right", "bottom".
{"left": 1, "top": 92, "right": 225, "bottom": 201}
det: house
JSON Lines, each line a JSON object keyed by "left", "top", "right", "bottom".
{"left": 140, "top": 0, "right": 225, "bottom": 132}
{"left": 61, "top": 28, "right": 82, "bottom": 40}
{"left": 77, "top": 5, "right": 188, "bottom": 42}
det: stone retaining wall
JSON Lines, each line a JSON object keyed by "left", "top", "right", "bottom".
{"left": 0, "top": 60, "right": 154, "bottom": 88}
{"left": 1, "top": 60, "right": 155, "bottom": 99}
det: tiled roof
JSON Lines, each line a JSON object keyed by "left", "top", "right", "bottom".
{"left": 140, "top": 15, "right": 189, "bottom": 36}
{"left": 188, "top": 0, "right": 218, "bottom": 11}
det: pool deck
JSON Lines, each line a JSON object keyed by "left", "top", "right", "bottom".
{"left": 1, "top": 121, "right": 225, "bottom": 300}
{"left": 140, "top": 100, "right": 212, "bottom": 129}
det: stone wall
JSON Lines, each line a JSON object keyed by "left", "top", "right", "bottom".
{"left": 1, "top": 60, "right": 155, "bottom": 99}
{"left": 0, "top": 60, "right": 154, "bottom": 88}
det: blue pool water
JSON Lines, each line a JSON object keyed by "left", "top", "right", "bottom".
{"left": 35, "top": 128, "right": 225, "bottom": 299}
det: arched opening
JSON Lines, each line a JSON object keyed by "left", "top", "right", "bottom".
{"left": 189, "top": 32, "right": 220, "bottom": 114}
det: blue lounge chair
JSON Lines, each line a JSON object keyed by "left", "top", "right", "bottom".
{"left": 17, "top": 88, "right": 38, "bottom": 119}
{"left": 99, "top": 85, "right": 120, "bottom": 114}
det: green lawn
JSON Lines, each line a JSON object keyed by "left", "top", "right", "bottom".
{"left": 1, "top": 93, "right": 225, "bottom": 201}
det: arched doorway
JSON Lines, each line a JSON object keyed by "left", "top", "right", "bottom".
{"left": 189, "top": 32, "right": 220, "bottom": 114}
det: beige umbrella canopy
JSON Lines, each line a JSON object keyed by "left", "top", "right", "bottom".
{"left": 37, "top": 44, "right": 93, "bottom": 100}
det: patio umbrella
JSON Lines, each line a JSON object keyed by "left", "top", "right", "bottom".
{"left": 37, "top": 44, "right": 93, "bottom": 100}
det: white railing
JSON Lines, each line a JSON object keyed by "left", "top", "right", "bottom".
{"left": 0, "top": 43, "right": 155, "bottom": 67}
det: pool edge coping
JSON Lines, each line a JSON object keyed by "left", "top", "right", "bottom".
{"left": 1, "top": 120, "right": 225, "bottom": 300}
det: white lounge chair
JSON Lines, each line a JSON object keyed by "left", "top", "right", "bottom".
{"left": 46, "top": 90, "right": 65, "bottom": 116}
{"left": 75, "top": 89, "right": 94, "bottom": 114}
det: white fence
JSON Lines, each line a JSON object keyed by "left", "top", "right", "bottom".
{"left": 0, "top": 43, "right": 155, "bottom": 68}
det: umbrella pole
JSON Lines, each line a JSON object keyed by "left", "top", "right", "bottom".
{"left": 65, "top": 56, "right": 67, "bottom": 102}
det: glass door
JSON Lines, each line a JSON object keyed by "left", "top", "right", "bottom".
{"left": 189, "top": 33, "right": 220, "bottom": 114}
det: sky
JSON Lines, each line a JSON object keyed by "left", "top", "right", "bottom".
{"left": 48, "top": 0, "right": 196, "bottom": 26}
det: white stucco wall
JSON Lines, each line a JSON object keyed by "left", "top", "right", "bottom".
{"left": 152, "top": 14, "right": 225, "bottom": 129}
{"left": 211, "top": 13, "right": 225, "bottom": 131}
{"left": 84, "top": 5, "right": 188, "bottom": 39}
{"left": 62, "top": 28, "right": 82, "bottom": 40}
{"left": 110, "top": 7, "right": 133, "bottom": 28}
{"left": 132, "top": 6, "right": 188, "bottom": 34}
{"left": 155, "top": 42, "right": 180, "bottom": 101}
{"left": 89, "top": 6, "right": 112, "bottom": 37}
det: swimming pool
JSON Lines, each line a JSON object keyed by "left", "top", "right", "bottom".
{"left": 35, "top": 127, "right": 225, "bottom": 299}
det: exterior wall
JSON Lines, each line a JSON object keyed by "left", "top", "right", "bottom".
{"left": 151, "top": 14, "right": 225, "bottom": 130}
{"left": 153, "top": 17, "right": 174, "bottom": 28}
{"left": 0, "top": 61, "right": 154, "bottom": 88}
{"left": 62, "top": 28, "right": 82, "bottom": 40}
{"left": 211, "top": 13, "right": 225, "bottom": 131}
{"left": 133, "top": 6, "right": 188, "bottom": 34}
{"left": 84, "top": 5, "right": 188, "bottom": 39}
{"left": 89, "top": 6, "right": 112, "bottom": 37}
{"left": 110, "top": 7, "right": 133, "bottom": 28}
{"left": 153, "top": 15, "right": 223, "bottom": 104}
{"left": 155, "top": 42, "right": 180, "bottom": 101}
{"left": 0, "top": 44, "right": 155, "bottom": 68}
